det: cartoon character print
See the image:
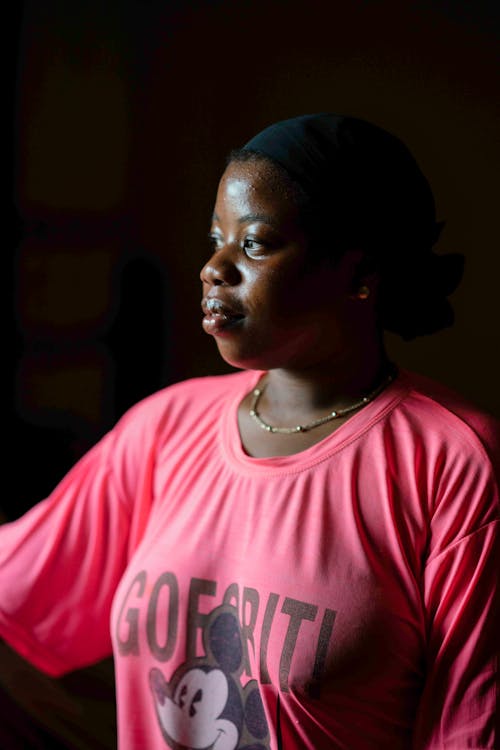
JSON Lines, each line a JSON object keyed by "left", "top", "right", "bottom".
{"left": 149, "top": 604, "right": 270, "bottom": 750}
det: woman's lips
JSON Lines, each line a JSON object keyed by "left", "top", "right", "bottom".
{"left": 201, "top": 297, "right": 245, "bottom": 335}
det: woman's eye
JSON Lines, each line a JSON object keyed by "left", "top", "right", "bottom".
{"left": 242, "top": 238, "right": 264, "bottom": 255}
{"left": 207, "top": 234, "right": 222, "bottom": 251}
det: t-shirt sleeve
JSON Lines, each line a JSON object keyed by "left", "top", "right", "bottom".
{"left": 413, "top": 442, "right": 499, "bottom": 749}
{"left": 0, "top": 402, "right": 159, "bottom": 678}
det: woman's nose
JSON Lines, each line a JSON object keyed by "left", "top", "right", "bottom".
{"left": 200, "top": 248, "right": 240, "bottom": 287}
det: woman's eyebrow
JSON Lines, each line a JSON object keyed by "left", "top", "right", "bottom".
{"left": 210, "top": 211, "right": 278, "bottom": 227}
{"left": 238, "top": 212, "right": 278, "bottom": 226}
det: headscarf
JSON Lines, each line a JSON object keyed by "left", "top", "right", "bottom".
{"left": 240, "top": 113, "right": 464, "bottom": 340}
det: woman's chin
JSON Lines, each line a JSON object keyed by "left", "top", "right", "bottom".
{"left": 214, "top": 343, "right": 268, "bottom": 372}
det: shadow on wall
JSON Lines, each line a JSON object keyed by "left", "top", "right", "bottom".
{"left": 10, "top": 246, "right": 169, "bottom": 521}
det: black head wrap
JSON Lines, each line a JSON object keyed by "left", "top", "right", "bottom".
{"left": 238, "top": 113, "right": 464, "bottom": 340}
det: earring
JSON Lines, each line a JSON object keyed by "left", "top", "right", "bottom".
{"left": 357, "top": 285, "right": 370, "bottom": 300}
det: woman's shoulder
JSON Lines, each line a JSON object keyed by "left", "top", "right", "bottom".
{"left": 396, "top": 369, "right": 500, "bottom": 468}
{"left": 113, "top": 369, "right": 257, "bottom": 433}
{"left": 134, "top": 368, "right": 255, "bottom": 407}
{"left": 85, "top": 370, "right": 257, "bottom": 482}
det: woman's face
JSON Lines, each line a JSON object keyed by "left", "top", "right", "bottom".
{"left": 200, "top": 158, "right": 366, "bottom": 371}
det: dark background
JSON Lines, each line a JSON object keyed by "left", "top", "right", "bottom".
{"left": 3, "top": 0, "right": 499, "bottom": 747}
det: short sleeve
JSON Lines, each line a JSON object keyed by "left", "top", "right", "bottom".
{"left": 413, "top": 445, "right": 499, "bottom": 749}
{"left": 0, "top": 401, "right": 159, "bottom": 677}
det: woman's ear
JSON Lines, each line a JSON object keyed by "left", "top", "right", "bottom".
{"left": 347, "top": 251, "right": 380, "bottom": 301}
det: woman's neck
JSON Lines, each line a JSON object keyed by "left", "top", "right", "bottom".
{"left": 262, "top": 342, "right": 392, "bottom": 416}
{"left": 235, "top": 339, "right": 394, "bottom": 459}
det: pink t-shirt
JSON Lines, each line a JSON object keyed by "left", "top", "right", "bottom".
{"left": 0, "top": 369, "right": 498, "bottom": 749}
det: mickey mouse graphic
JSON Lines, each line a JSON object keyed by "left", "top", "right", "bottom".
{"left": 149, "top": 604, "right": 270, "bottom": 750}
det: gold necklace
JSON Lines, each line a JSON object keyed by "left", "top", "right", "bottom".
{"left": 249, "top": 370, "right": 396, "bottom": 435}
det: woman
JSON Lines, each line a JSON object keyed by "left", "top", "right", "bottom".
{"left": 0, "top": 114, "right": 498, "bottom": 749}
